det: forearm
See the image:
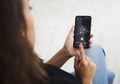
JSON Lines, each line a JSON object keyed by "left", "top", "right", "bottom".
{"left": 46, "top": 48, "right": 71, "bottom": 68}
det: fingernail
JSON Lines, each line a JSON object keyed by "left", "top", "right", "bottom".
{"left": 79, "top": 43, "right": 82, "bottom": 47}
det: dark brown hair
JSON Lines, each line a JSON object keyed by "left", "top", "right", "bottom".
{"left": 0, "top": 0, "right": 48, "bottom": 84}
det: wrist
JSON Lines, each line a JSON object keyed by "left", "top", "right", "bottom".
{"left": 61, "top": 47, "right": 73, "bottom": 58}
{"left": 82, "top": 80, "right": 92, "bottom": 84}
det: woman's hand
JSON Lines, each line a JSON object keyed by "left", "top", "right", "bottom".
{"left": 74, "top": 44, "right": 96, "bottom": 84}
{"left": 47, "top": 27, "right": 93, "bottom": 68}
{"left": 63, "top": 26, "right": 93, "bottom": 57}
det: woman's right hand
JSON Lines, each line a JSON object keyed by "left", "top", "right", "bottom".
{"left": 74, "top": 43, "right": 96, "bottom": 84}
{"left": 63, "top": 27, "right": 93, "bottom": 58}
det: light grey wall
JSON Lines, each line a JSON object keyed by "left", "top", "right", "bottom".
{"left": 30, "top": 0, "right": 120, "bottom": 83}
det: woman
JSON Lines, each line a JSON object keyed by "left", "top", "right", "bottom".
{"left": 0, "top": 0, "right": 113, "bottom": 84}
{"left": 0, "top": 0, "right": 48, "bottom": 84}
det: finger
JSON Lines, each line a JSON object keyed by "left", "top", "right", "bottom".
{"left": 90, "top": 34, "right": 93, "bottom": 38}
{"left": 80, "top": 56, "right": 89, "bottom": 66}
{"left": 74, "top": 56, "right": 79, "bottom": 67}
{"left": 74, "top": 50, "right": 80, "bottom": 56}
{"left": 72, "top": 26, "right": 74, "bottom": 31}
{"left": 86, "top": 56, "right": 90, "bottom": 62}
{"left": 69, "top": 26, "right": 74, "bottom": 35}
{"left": 86, "top": 56, "right": 95, "bottom": 65}
{"left": 79, "top": 43, "right": 85, "bottom": 61}
{"left": 88, "top": 57, "right": 95, "bottom": 64}
{"left": 88, "top": 40, "right": 92, "bottom": 48}
{"left": 89, "top": 40, "right": 92, "bottom": 44}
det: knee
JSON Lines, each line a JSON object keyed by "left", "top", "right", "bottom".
{"left": 107, "top": 69, "right": 115, "bottom": 82}
{"left": 91, "top": 44, "right": 106, "bottom": 56}
{"left": 85, "top": 44, "right": 106, "bottom": 62}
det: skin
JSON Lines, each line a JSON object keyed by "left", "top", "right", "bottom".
{"left": 23, "top": 0, "right": 96, "bottom": 83}
{"left": 23, "top": 0, "right": 35, "bottom": 48}
{"left": 74, "top": 44, "right": 96, "bottom": 84}
{"left": 47, "top": 27, "right": 93, "bottom": 67}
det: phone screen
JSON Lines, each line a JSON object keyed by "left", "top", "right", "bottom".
{"left": 74, "top": 16, "right": 91, "bottom": 48}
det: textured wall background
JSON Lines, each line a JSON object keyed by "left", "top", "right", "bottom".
{"left": 30, "top": 0, "right": 120, "bottom": 83}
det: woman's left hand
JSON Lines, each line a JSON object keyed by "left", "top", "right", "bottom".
{"left": 63, "top": 26, "right": 93, "bottom": 58}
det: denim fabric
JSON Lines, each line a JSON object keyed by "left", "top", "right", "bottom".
{"left": 71, "top": 44, "right": 115, "bottom": 84}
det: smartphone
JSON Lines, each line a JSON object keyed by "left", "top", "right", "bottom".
{"left": 73, "top": 16, "right": 91, "bottom": 49}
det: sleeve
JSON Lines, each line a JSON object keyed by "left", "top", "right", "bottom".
{"left": 44, "top": 64, "right": 82, "bottom": 84}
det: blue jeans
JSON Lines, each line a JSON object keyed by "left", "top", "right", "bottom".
{"left": 71, "top": 44, "right": 115, "bottom": 84}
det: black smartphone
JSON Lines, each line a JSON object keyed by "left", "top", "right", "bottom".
{"left": 73, "top": 16, "right": 91, "bottom": 49}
